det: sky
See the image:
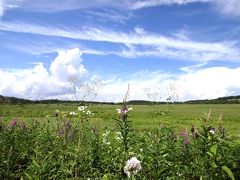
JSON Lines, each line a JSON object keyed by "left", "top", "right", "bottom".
{"left": 0, "top": 0, "right": 240, "bottom": 102}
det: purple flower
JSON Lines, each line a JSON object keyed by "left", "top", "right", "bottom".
{"left": 179, "top": 130, "right": 190, "bottom": 146}
{"left": 180, "top": 130, "right": 188, "bottom": 138}
{"left": 10, "top": 119, "right": 18, "bottom": 127}
{"left": 184, "top": 139, "right": 190, "bottom": 145}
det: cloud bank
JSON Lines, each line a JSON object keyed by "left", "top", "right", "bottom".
{"left": 0, "top": 47, "right": 240, "bottom": 102}
{"left": 98, "top": 67, "right": 240, "bottom": 102}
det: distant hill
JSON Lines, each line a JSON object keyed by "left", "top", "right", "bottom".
{"left": 0, "top": 95, "right": 31, "bottom": 104}
{"left": 0, "top": 95, "right": 115, "bottom": 105}
{"left": 0, "top": 95, "right": 240, "bottom": 105}
{"left": 185, "top": 95, "right": 240, "bottom": 104}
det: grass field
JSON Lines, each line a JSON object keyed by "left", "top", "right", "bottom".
{"left": 1, "top": 103, "right": 240, "bottom": 134}
{"left": 1, "top": 103, "right": 240, "bottom": 179}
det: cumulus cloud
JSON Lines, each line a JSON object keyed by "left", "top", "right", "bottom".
{"left": 50, "top": 48, "right": 87, "bottom": 82}
{"left": 0, "top": 48, "right": 87, "bottom": 99}
{"left": 1, "top": 52, "right": 240, "bottom": 102}
{"left": 96, "top": 67, "right": 240, "bottom": 102}
{"left": 178, "top": 67, "right": 240, "bottom": 100}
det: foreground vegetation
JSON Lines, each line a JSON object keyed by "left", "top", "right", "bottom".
{"left": 0, "top": 103, "right": 240, "bottom": 179}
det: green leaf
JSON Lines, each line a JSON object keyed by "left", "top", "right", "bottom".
{"left": 222, "top": 165, "right": 235, "bottom": 180}
{"left": 32, "top": 159, "right": 40, "bottom": 168}
{"left": 24, "top": 172, "right": 33, "bottom": 180}
{"left": 210, "top": 145, "right": 217, "bottom": 155}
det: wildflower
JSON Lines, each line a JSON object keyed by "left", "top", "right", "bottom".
{"left": 54, "top": 110, "right": 59, "bottom": 117}
{"left": 116, "top": 107, "right": 132, "bottom": 115}
{"left": 209, "top": 128, "right": 215, "bottom": 135}
{"left": 102, "top": 130, "right": 110, "bottom": 137}
{"left": 183, "top": 139, "right": 190, "bottom": 145}
{"left": 180, "top": 130, "right": 188, "bottom": 139}
{"left": 115, "top": 131, "right": 123, "bottom": 141}
{"left": 78, "top": 106, "right": 87, "bottom": 111}
{"left": 69, "top": 111, "right": 76, "bottom": 116}
{"left": 86, "top": 110, "right": 92, "bottom": 115}
{"left": 180, "top": 130, "right": 190, "bottom": 146}
{"left": 124, "top": 157, "right": 142, "bottom": 177}
{"left": 116, "top": 131, "right": 122, "bottom": 135}
{"left": 102, "top": 130, "right": 111, "bottom": 144}
{"left": 207, "top": 127, "right": 215, "bottom": 135}
{"left": 10, "top": 119, "right": 18, "bottom": 127}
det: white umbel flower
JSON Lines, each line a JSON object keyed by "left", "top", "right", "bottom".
{"left": 78, "top": 106, "right": 87, "bottom": 111}
{"left": 69, "top": 111, "right": 76, "bottom": 116}
{"left": 124, "top": 157, "right": 142, "bottom": 177}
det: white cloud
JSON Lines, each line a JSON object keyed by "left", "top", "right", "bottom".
{"left": 214, "top": 0, "right": 240, "bottom": 17}
{"left": 1, "top": 50, "right": 240, "bottom": 102}
{"left": 50, "top": 48, "right": 87, "bottom": 82}
{"left": 96, "top": 67, "right": 240, "bottom": 102}
{"left": 0, "top": 0, "right": 212, "bottom": 13}
{"left": 84, "top": 9, "right": 133, "bottom": 24}
{"left": 178, "top": 67, "right": 240, "bottom": 100}
{"left": 0, "top": 0, "right": 4, "bottom": 17}
{"left": 1, "top": 0, "right": 240, "bottom": 19}
{"left": 130, "top": 0, "right": 240, "bottom": 18}
{"left": 0, "top": 48, "right": 87, "bottom": 99}
{"left": 1, "top": 0, "right": 123, "bottom": 14}
{"left": 130, "top": 0, "right": 211, "bottom": 10}
{"left": 0, "top": 21, "right": 239, "bottom": 62}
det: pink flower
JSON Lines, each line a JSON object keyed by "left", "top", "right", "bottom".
{"left": 10, "top": 119, "right": 18, "bottom": 127}
{"left": 116, "top": 107, "right": 133, "bottom": 114}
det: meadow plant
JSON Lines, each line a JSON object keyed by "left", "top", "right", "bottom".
{"left": 10, "top": 119, "right": 18, "bottom": 127}
{"left": 114, "top": 85, "right": 133, "bottom": 153}
{"left": 124, "top": 157, "right": 142, "bottom": 178}
{"left": 0, "top": 102, "right": 240, "bottom": 179}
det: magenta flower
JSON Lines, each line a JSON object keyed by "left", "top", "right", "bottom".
{"left": 10, "top": 119, "right": 18, "bottom": 127}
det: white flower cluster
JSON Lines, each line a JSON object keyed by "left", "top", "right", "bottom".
{"left": 116, "top": 107, "right": 133, "bottom": 114}
{"left": 86, "top": 110, "right": 94, "bottom": 116}
{"left": 102, "top": 130, "right": 111, "bottom": 145}
{"left": 124, "top": 157, "right": 142, "bottom": 177}
{"left": 78, "top": 106, "right": 87, "bottom": 112}
{"left": 69, "top": 111, "right": 76, "bottom": 116}
{"left": 115, "top": 131, "right": 123, "bottom": 141}
{"left": 78, "top": 106, "right": 94, "bottom": 117}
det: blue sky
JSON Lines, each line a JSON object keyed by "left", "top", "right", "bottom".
{"left": 0, "top": 0, "right": 240, "bottom": 102}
